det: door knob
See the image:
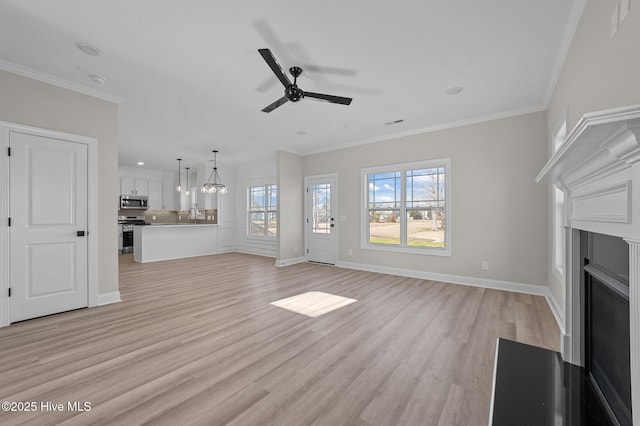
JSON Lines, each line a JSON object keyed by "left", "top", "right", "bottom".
{"left": 77, "top": 231, "right": 86, "bottom": 237}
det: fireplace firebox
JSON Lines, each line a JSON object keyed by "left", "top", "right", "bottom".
{"left": 583, "top": 232, "right": 631, "bottom": 425}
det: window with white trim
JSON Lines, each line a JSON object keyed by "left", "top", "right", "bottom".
{"left": 248, "top": 184, "right": 277, "bottom": 237}
{"left": 362, "top": 158, "right": 451, "bottom": 255}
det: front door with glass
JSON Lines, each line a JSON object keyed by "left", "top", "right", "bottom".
{"left": 305, "top": 175, "right": 337, "bottom": 264}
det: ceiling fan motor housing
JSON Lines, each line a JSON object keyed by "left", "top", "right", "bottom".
{"left": 285, "top": 85, "right": 303, "bottom": 102}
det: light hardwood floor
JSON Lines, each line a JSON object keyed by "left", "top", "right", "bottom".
{"left": 0, "top": 253, "right": 559, "bottom": 425}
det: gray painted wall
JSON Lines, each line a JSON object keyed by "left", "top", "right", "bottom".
{"left": 304, "top": 111, "right": 548, "bottom": 287}
{"left": 277, "top": 151, "right": 304, "bottom": 262}
{"left": 0, "top": 69, "right": 119, "bottom": 295}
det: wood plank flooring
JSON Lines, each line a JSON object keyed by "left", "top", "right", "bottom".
{"left": 0, "top": 253, "right": 560, "bottom": 425}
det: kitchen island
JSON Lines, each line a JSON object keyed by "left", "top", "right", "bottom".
{"left": 133, "top": 224, "right": 219, "bottom": 263}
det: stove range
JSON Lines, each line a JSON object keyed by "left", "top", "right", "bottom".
{"left": 118, "top": 215, "right": 147, "bottom": 254}
{"left": 118, "top": 215, "right": 147, "bottom": 225}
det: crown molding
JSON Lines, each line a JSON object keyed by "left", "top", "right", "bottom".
{"left": 300, "top": 103, "right": 547, "bottom": 157}
{"left": 0, "top": 59, "right": 123, "bottom": 104}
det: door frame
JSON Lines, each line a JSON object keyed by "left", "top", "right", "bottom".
{"left": 304, "top": 173, "right": 339, "bottom": 264}
{"left": 0, "top": 121, "right": 98, "bottom": 327}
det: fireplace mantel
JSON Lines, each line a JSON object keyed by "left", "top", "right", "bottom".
{"left": 537, "top": 105, "right": 640, "bottom": 191}
{"left": 537, "top": 104, "right": 640, "bottom": 425}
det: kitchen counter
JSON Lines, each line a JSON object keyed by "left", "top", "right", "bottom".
{"left": 133, "top": 224, "right": 219, "bottom": 263}
{"left": 146, "top": 223, "right": 216, "bottom": 227}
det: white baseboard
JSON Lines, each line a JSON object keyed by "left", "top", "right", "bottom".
{"left": 97, "top": 291, "right": 121, "bottom": 306}
{"left": 235, "top": 249, "right": 276, "bottom": 259}
{"left": 542, "top": 288, "right": 565, "bottom": 335}
{"left": 336, "top": 260, "right": 565, "bottom": 332}
{"left": 217, "top": 247, "right": 237, "bottom": 254}
{"left": 275, "top": 256, "right": 306, "bottom": 267}
{"left": 235, "top": 246, "right": 277, "bottom": 258}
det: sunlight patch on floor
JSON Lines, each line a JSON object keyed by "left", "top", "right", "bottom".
{"left": 270, "top": 291, "right": 357, "bottom": 317}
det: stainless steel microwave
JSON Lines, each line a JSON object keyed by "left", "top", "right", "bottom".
{"left": 120, "top": 195, "right": 148, "bottom": 210}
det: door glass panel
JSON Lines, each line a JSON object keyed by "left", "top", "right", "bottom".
{"left": 312, "top": 183, "right": 331, "bottom": 234}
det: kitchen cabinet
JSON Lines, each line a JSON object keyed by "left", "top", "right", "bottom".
{"left": 147, "top": 179, "right": 163, "bottom": 210}
{"left": 120, "top": 177, "right": 148, "bottom": 196}
{"left": 162, "top": 177, "right": 180, "bottom": 210}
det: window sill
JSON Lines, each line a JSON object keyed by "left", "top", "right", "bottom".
{"left": 361, "top": 242, "right": 451, "bottom": 257}
{"left": 247, "top": 235, "right": 277, "bottom": 240}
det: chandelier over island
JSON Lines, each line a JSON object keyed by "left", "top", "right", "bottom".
{"left": 202, "top": 150, "right": 227, "bottom": 194}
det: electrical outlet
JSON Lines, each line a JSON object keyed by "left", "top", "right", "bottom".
{"left": 482, "top": 261, "right": 490, "bottom": 270}
{"left": 348, "top": 249, "right": 353, "bottom": 255}
{"left": 152, "top": 215, "right": 156, "bottom": 220}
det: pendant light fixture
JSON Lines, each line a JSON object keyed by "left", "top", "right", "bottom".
{"left": 176, "top": 158, "right": 182, "bottom": 192}
{"left": 184, "top": 167, "right": 190, "bottom": 196}
{"left": 201, "top": 150, "right": 227, "bottom": 194}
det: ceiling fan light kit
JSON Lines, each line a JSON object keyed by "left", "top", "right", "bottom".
{"left": 258, "top": 48, "right": 353, "bottom": 113}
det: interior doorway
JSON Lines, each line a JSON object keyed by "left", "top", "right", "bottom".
{"left": 1, "top": 122, "right": 98, "bottom": 326}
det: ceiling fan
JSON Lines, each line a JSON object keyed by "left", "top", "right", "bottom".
{"left": 258, "top": 48, "right": 353, "bottom": 113}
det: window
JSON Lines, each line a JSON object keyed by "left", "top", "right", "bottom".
{"left": 362, "top": 158, "right": 451, "bottom": 255}
{"left": 552, "top": 116, "right": 567, "bottom": 276}
{"left": 248, "top": 184, "right": 277, "bottom": 237}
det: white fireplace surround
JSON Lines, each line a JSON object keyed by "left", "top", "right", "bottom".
{"left": 537, "top": 104, "right": 640, "bottom": 424}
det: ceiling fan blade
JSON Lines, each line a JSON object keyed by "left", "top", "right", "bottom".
{"left": 261, "top": 96, "right": 289, "bottom": 113}
{"left": 258, "top": 48, "right": 292, "bottom": 88}
{"left": 303, "top": 91, "right": 353, "bottom": 105}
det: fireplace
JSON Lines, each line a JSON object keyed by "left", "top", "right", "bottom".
{"left": 536, "top": 104, "right": 640, "bottom": 424}
{"left": 583, "top": 231, "right": 631, "bottom": 424}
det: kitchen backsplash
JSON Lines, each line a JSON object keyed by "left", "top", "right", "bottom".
{"left": 117, "top": 209, "right": 217, "bottom": 224}
{"left": 144, "top": 209, "right": 218, "bottom": 224}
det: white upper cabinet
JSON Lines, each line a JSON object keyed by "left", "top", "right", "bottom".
{"left": 120, "top": 176, "right": 148, "bottom": 196}
{"left": 147, "top": 179, "right": 163, "bottom": 209}
{"left": 120, "top": 176, "right": 135, "bottom": 195}
{"left": 162, "top": 177, "right": 179, "bottom": 210}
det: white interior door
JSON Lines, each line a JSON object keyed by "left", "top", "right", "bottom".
{"left": 9, "top": 131, "right": 88, "bottom": 323}
{"left": 306, "top": 175, "right": 337, "bottom": 264}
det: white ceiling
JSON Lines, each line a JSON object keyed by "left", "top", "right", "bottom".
{"left": 0, "top": 0, "right": 581, "bottom": 171}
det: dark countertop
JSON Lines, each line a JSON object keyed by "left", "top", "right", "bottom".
{"left": 491, "top": 338, "right": 614, "bottom": 425}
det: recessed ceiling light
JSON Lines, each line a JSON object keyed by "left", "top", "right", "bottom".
{"left": 75, "top": 41, "right": 102, "bottom": 56}
{"left": 137, "top": 162, "right": 144, "bottom": 166}
{"left": 384, "top": 119, "right": 404, "bottom": 126}
{"left": 446, "top": 86, "right": 464, "bottom": 95}
{"left": 88, "top": 74, "right": 106, "bottom": 84}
